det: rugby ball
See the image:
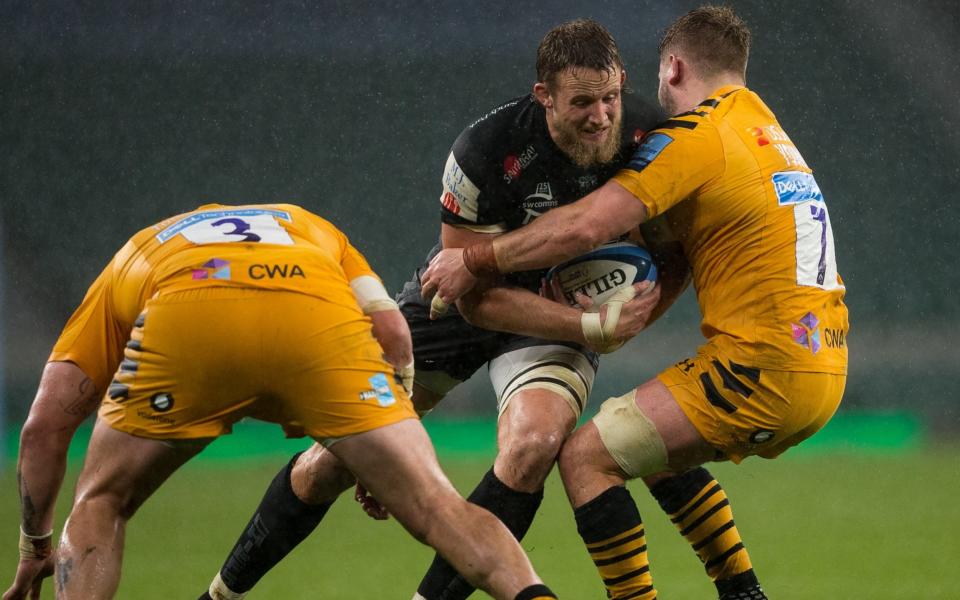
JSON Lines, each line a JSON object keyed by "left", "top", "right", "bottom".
{"left": 546, "top": 241, "right": 657, "bottom": 308}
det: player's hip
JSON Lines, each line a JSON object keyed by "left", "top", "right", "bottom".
{"left": 659, "top": 344, "right": 845, "bottom": 463}
{"left": 99, "top": 287, "right": 412, "bottom": 441}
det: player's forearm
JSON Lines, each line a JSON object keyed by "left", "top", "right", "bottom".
{"left": 16, "top": 422, "right": 73, "bottom": 535}
{"left": 16, "top": 362, "right": 101, "bottom": 535}
{"left": 468, "top": 181, "right": 647, "bottom": 276}
{"left": 457, "top": 287, "right": 585, "bottom": 344}
{"left": 488, "top": 203, "right": 601, "bottom": 274}
{"left": 369, "top": 309, "right": 414, "bottom": 369}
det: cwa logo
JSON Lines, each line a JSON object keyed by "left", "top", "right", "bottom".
{"left": 192, "top": 258, "right": 230, "bottom": 280}
{"left": 248, "top": 264, "right": 305, "bottom": 279}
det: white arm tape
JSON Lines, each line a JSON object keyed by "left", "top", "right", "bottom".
{"left": 350, "top": 275, "right": 398, "bottom": 315}
{"left": 581, "top": 286, "right": 636, "bottom": 353}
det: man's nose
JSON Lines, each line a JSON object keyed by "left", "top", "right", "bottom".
{"left": 587, "top": 102, "right": 608, "bottom": 125}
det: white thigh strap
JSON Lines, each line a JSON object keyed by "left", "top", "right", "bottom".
{"left": 593, "top": 391, "right": 668, "bottom": 478}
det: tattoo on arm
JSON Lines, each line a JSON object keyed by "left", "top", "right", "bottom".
{"left": 18, "top": 471, "right": 40, "bottom": 530}
{"left": 58, "top": 376, "right": 99, "bottom": 416}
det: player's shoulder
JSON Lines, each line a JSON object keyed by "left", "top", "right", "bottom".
{"left": 452, "top": 94, "right": 540, "bottom": 155}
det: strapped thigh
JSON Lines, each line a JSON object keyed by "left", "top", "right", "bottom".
{"left": 593, "top": 391, "right": 669, "bottom": 478}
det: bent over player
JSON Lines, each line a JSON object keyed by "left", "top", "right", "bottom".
{"left": 3, "top": 204, "right": 557, "bottom": 600}
{"left": 423, "top": 6, "right": 849, "bottom": 599}
{"left": 199, "top": 19, "right": 771, "bottom": 600}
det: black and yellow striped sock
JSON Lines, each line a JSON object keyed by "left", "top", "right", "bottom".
{"left": 650, "top": 468, "right": 762, "bottom": 597}
{"left": 574, "top": 486, "right": 656, "bottom": 600}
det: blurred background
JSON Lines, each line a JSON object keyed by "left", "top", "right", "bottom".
{"left": 2, "top": 1, "right": 959, "bottom": 598}
{"left": 3, "top": 0, "right": 957, "bottom": 442}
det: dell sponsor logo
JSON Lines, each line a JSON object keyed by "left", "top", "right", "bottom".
{"left": 773, "top": 171, "right": 823, "bottom": 205}
{"left": 248, "top": 264, "right": 306, "bottom": 279}
{"left": 774, "top": 179, "right": 812, "bottom": 195}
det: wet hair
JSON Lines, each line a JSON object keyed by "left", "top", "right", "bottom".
{"left": 536, "top": 19, "right": 623, "bottom": 85}
{"left": 659, "top": 5, "right": 751, "bottom": 78}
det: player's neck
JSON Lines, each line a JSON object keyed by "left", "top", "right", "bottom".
{"left": 674, "top": 74, "right": 744, "bottom": 114}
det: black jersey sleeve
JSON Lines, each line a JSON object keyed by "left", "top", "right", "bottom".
{"left": 621, "top": 92, "right": 668, "bottom": 140}
{"left": 438, "top": 95, "right": 529, "bottom": 232}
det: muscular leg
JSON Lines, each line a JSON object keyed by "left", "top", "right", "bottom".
{"left": 200, "top": 382, "right": 446, "bottom": 599}
{"left": 643, "top": 468, "right": 763, "bottom": 600}
{"left": 416, "top": 388, "right": 576, "bottom": 600}
{"left": 560, "top": 379, "right": 765, "bottom": 599}
{"left": 56, "top": 420, "right": 210, "bottom": 599}
{"left": 558, "top": 379, "right": 711, "bottom": 600}
{"left": 330, "top": 418, "right": 555, "bottom": 600}
{"left": 202, "top": 444, "right": 354, "bottom": 599}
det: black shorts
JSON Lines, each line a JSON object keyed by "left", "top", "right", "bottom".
{"left": 396, "top": 274, "right": 597, "bottom": 383}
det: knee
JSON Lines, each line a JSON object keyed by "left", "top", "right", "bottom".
{"left": 293, "top": 445, "right": 355, "bottom": 504}
{"left": 557, "top": 429, "right": 588, "bottom": 484}
{"left": 497, "top": 425, "right": 567, "bottom": 487}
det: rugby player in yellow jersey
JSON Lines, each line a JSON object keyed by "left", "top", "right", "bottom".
{"left": 422, "top": 6, "right": 848, "bottom": 599}
{"left": 3, "top": 204, "right": 558, "bottom": 600}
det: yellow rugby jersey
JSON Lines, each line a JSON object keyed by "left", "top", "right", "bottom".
{"left": 50, "top": 204, "right": 380, "bottom": 389}
{"left": 613, "top": 86, "right": 848, "bottom": 374}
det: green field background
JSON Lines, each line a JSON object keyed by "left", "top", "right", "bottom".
{"left": 2, "top": 417, "right": 957, "bottom": 599}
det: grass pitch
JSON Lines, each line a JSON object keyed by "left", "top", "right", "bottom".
{"left": 1, "top": 443, "right": 957, "bottom": 598}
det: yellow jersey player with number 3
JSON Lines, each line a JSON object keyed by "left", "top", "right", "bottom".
{"left": 53, "top": 204, "right": 416, "bottom": 441}
{"left": 7, "top": 203, "right": 559, "bottom": 600}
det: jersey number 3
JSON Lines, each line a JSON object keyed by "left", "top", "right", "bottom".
{"left": 179, "top": 213, "right": 294, "bottom": 246}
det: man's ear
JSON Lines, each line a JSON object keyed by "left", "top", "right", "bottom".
{"left": 533, "top": 82, "right": 552, "bottom": 109}
{"left": 668, "top": 55, "right": 683, "bottom": 86}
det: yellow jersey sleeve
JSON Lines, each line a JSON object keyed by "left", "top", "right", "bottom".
{"left": 297, "top": 210, "right": 378, "bottom": 282}
{"left": 612, "top": 113, "right": 725, "bottom": 219}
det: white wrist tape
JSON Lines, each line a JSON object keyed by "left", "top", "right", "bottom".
{"left": 350, "top": 275, "right": 398, "bottom": 315}
{"left": 580, "top": 286, "right": 637, "bottom": 353}
{"left": 18, "top": 526, "right": 53, "bottom": 560}
{"left": 399, "top": 361, "right": 415, "bottom": 396}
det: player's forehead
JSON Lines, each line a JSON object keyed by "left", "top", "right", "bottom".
{"left": 551, "top": 66, "right": 622, "bottom": 100}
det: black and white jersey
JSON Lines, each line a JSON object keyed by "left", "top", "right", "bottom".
{"left": 436, "top": 92, "right": 664, "bottom": 290}
{"left": 399, "top": 93, "right": 664, "bottom": 380}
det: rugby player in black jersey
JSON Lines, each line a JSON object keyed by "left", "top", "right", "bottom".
{"left": 199, "top": 20, "right": 761, "bottom": 600}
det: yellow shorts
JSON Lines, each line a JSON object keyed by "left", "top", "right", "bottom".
{"left": 98, "top": 287, "right": 416, "bottom": 443}
{"left": 658, "top": 346, "right": 845, "bottom": 463}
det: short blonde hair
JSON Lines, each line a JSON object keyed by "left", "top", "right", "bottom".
{"left": 659, "top": 5, "right": 751, "bottom": 78}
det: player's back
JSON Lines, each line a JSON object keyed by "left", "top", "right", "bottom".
{"left": 108, "top": 204, "right": 371, "bottom": 324}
